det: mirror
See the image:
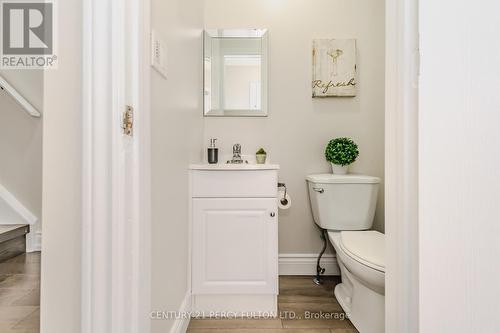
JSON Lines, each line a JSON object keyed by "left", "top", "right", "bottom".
{"left": 204, "top": 29, "right": 268, "bottom": 117}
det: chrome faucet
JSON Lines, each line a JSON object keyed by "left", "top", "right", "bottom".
{"left": 227, "top": 143, "right": 247, "bottom": 164}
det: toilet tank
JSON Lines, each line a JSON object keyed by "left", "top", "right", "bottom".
{"left": 306, "top": 174, "right": 380, "bottom": 230}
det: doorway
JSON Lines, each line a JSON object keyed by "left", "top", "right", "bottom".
{"left": 0, "top": 70, "right": 43, "bottom": 332}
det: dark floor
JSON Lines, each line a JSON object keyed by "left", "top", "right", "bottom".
{"left": 0, "top": 252, "right": 40, "bottom": 333}
{"left": 188, "top": 276, "right": 358, "bottom": 333}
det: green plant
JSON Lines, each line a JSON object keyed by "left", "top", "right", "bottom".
{"left": 325, "top": 137, "right": 359, "bottom": 166}
{"left": 256, "top": 148, "right": 267, "bottom": 155}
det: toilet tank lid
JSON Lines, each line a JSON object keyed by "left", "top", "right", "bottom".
{"left": 306, "top": 174, "right": 380, "bottom": 184}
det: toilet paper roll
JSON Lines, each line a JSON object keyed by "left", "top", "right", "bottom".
{"left": 278, "top": 190, "right": 292, "bottom": 210}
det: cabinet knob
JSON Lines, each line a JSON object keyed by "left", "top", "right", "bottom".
{"left": 270, "top": 212, "right": 276, "bottom": 217}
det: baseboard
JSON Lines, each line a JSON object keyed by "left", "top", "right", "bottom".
{"left": 27, "top": 230, "right": 42, "bottom": 252}
{"left": 0, "top": 183, "right": 40, "bottom": 253}
{"left": 169, "top": 291, "right": 192, "bottom": 333}
{"left": 279, "top": 253, "right": 340, "bottom": 276}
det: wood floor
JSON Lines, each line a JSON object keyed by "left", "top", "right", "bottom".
{"left": 0, "top": 254, "right": 357, "bottom": 333}
{"left": 188, "top": 276, "right": 358, "bottom": 333}
{"left": 0, "top": 252, "right": 40, "bottom": 333}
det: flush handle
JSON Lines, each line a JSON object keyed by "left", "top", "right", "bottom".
{"left": 313, "top": 187, "right": 324, "bottom": 193}
{"left": 270, "top": 212, "right": 276, "bottom": 217}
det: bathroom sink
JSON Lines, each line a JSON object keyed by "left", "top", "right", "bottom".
{"left": 189, "top": 159, "right": 280, "bottom": 197}
{"left": 189, "top": 163, "right": 279, "bottom": 170}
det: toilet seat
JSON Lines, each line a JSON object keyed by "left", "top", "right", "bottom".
{"left": 340, "top": 231, "right": 385, "bottom": 273}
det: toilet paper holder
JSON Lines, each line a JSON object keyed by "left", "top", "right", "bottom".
{"left": 277, "top": 182, "right": 288, "bottom": 205}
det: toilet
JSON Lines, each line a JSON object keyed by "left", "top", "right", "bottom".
{"left": 306, "top": 174, "right": 385, "bottom": 333}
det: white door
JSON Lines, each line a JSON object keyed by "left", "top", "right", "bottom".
{"left": 192, "top": 198, "right": 278, "bottom": 295}
{"left": 81, "top": 0, "right": 151, "bottom": 331}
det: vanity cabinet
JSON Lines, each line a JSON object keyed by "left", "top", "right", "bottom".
{"left": 190, "top": 165, "right": 279, "bottom": 315}
{"left": 192, "top": 198, "right": 277, "bottom": 294}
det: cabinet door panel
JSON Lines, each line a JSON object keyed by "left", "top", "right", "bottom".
{"left": 192, "top": 198, "right": 278, "bottom": 294}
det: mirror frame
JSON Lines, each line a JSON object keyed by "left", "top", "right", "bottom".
{"left": 203, "top": 29, "right": 269, "bottom": 117}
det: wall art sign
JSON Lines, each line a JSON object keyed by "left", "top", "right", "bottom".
{"left": 312, "top": 39, "right": 356, "bottom": 97}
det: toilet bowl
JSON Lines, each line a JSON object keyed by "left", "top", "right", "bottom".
{"left": 329, "top": 230, "right": 385, "bottom": 333}
{"left": 306, "top": 173, "right": 385, "bottom": 333}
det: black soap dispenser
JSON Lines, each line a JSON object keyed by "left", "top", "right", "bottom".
{"left": 207, "top": 138, "right": 218, "bottom": 164}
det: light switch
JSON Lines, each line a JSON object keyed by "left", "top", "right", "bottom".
{"left": 151, "top": 29, "right": 167, "bottom": 78}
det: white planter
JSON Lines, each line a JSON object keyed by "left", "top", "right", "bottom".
{"left": 256, "top": 154, "right": 267, "bottom": 164}
{"left": 331, "top": 163, "right": 348, "bottom": 174}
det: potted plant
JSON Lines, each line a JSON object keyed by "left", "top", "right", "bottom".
{"left": 256, "top": 148, "right": 267, "bottom": 164}
{"left": 325, "top": 137, "right": 359, "bottom": 174}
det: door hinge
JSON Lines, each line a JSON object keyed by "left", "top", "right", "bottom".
{"left": 122, "top": 105, "right": 134, "bottom": 136}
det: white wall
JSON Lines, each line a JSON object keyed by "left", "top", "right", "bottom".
{"left": 419, "top": 0, "right": 500, "bottom": 331}
{"left": 40, "top": 0, "right": 82, "bottom": 331}
{"left": 204, "top": 0, "right": 386, "bottom": 254}
{"left": 150, "top": 0, "right": 204, "bottom": 331}
{"left": 0, "top": 70, "right": 43, "bottom": 222}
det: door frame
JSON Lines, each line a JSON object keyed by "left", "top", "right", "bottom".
{"left": 79, "top": 0, "right": 419, "bottom": 330}
{"left": 385, "top": 0, "right": 419, "bottom": 332}
{"left": 81, "top": 0, "right": 151, "bottom": 331}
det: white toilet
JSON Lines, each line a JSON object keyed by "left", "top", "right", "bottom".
{"left": 306, "top": 174, "right": 385, "bottom": 333}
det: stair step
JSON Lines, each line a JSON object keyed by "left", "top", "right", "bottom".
{"left": 0, "top": 224, "right": 29, "bottom": 262}
{"left": 0, "top": 224, "right": 30, "bottom": 243}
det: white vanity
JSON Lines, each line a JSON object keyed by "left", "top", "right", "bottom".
{"left": 189, "top": 163, "right": 279, "bottom": 315}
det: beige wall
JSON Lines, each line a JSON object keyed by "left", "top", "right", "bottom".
{"left": 150, "top": 0, "right": 204, "bottom": 331}
{"left": 0, "top": 70, "right": 43, "bottom": 220}
{"left": 40, "top": 0, "right": 82, "bottom": 331}
{"left": 204, "top": 0, "right": 386, "bottom": 254}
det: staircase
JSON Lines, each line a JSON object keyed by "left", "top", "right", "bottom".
{"left": 0, "top": 75, "right": 42, "bottom": 257}
{"left": 0, "top": 225, "right": 30, "bottom": 262}
{"left": 0, "top": 184, "right": 39, "bottom": 253}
